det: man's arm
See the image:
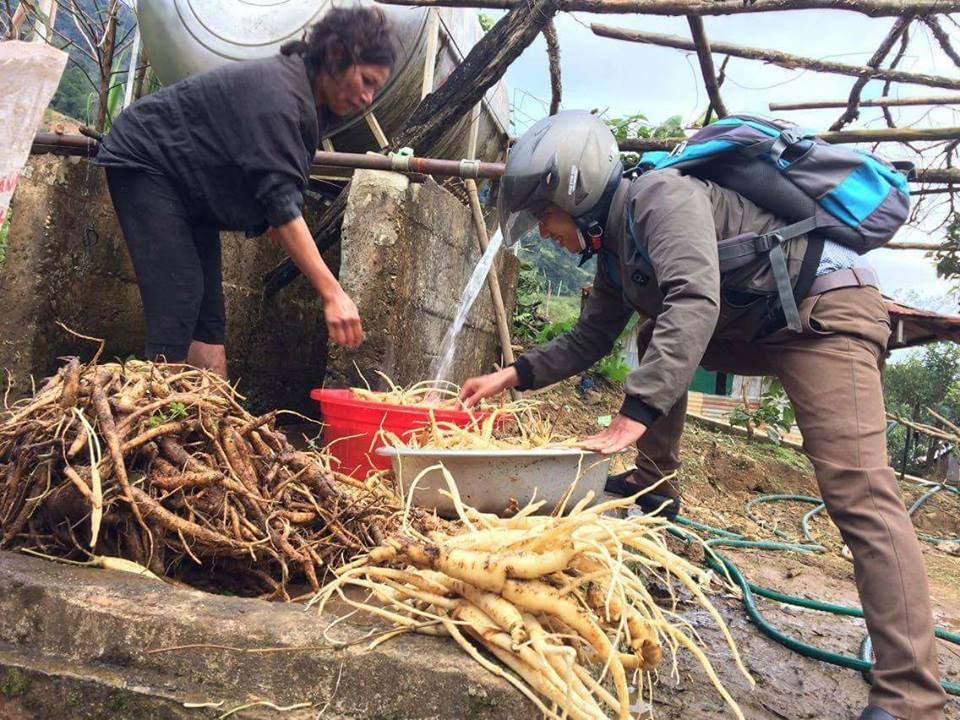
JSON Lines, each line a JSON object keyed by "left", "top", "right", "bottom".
{"left": 620, "top": 176, "right": 720, "bottom": 424}
{"left": 583, "top": 175, "right": 720, "bottom": 453}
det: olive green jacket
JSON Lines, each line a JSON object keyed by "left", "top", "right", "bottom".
{"left": 513, "top": 169, "right": 819, "bottom": 425}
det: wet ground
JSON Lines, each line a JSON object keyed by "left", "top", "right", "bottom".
{"left": 529, "top": 379, "right": 960, "bottom": 719}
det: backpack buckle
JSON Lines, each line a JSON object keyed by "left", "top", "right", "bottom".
{"left": 779, "top": 129, "right": 801, "bottom": 146}
{"left": 754, "top": 232, "right": 782, "bottom": 253}
{"left": 668, "top": 140, "right": 687, "bottom": 157}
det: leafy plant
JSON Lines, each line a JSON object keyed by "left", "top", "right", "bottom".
{"left": 478, "top": 12, "right": 495, "bottom": 32}
{"left": 0, "top": 210, "right": 10, "bottom": 268}
{"left": 513, "top": 260, "right": 549, "bottom": 342}
{"left": 729, "top": 379, "right": 795, "bottom": 444}
{"left": 604, "top": 113, "right": 684, "bottom": 167}
{"left": 593, "top": 349, "right": 630, "bottom": 384}
{"left": 932, "top": 212, "right": 960, "bottom": 290}
{"left": 146, "top": 401, "right": 188, "bottom": 428}
{"left": 535, "top": 317, "right": 576, "bottom": 344}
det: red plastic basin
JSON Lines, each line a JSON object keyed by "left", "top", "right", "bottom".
{"left": 311, "top": 388, "right": 496, "bottom": 479}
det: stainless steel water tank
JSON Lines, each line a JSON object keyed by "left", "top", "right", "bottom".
{"left": 136, "top": 0, "right": 509, "bottom": 162}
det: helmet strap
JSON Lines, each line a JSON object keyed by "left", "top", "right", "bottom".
{"left": 577, "top": 222, "right": 604, "bottom": 267}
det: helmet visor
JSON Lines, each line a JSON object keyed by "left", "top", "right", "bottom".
{"left": 498, "top": 192, "right": 543, "bottom": 248}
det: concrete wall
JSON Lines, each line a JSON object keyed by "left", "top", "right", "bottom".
{"left": 0, "top": 158, "right": 517, "bottom": 412}
{"left": 0, "top": 155, "right": 331, "bottom": 414}
{"left": 327, "top": 169, "right": 518, "bottom": 391}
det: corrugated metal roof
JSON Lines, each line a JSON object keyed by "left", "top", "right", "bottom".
{"left": 885, "top": 297, "right": 960, "bottom": 350}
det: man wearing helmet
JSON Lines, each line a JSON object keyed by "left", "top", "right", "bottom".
{"left": 460, "top": 111, "right": 946, "bottom": 720}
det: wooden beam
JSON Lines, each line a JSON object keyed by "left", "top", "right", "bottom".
{"left": 916, "top": 167, "right": 960, "bottom": 183}
{"left": 817, "top": 126, "right": 960, "bottom": 142}
{"left": 466, "top": 178, "right": 515, "bottom": 366}
{"left": 770, "top": 95, "right": 960, "bottom": 110}
{"left": 591, "top": 23, "right": 960, "bottom": 90}
{"left": 884, "top": 242, "right": 944, "bottom": 250}
{"left": 618, "top": 126, "right": 960, "bottom": 151}
{"left": 376, "top": 0, "right": 959, "bottom": 18}
{"left": 924, "top": 15, "right": 960, "bottom": 68}
{"left": 829, "top": 14, "right": 913, "bottom": 130}
{"left": 364, "top": 112, "right": 389, "bottom": 150}
{"left": 391, "top": 0, "right": 559, "bottom": 153}
{"left": 686, "top": 15, "right": 727, "bottom": 118}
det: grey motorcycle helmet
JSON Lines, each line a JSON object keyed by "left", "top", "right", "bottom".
{"left": 498, "top": 110, "right": 623, "bottom": 248}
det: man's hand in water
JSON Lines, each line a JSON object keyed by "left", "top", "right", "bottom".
{"left": 459, "top": 367, "right": 519, "bottom": 408}
{"left": 580, "top": 414, "right": 647, "bottom": 455}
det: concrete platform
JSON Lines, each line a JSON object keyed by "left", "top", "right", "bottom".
{"left": 0, "top": 551, "right": 531, "bottom": 719}
{"left": 2, "top": 549, "right": 956, "bottom": 719}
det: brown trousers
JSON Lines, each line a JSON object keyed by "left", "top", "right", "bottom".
{"left": 633, "top": 287, "right": 946, "bottom": 719}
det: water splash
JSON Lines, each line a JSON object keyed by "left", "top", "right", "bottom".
{"left": 429, "top": 229, "right": 504, "bottom": 385}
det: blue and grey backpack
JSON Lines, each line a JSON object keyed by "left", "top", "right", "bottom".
{"left": 633, "top": 114, "right": 912, "bottom": 331}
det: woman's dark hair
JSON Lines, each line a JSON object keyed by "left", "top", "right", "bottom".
{"left": 281, "top": 7, "right": 396, "bottom": 73}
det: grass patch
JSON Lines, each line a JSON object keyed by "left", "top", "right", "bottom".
{"left": 0, "top": 214, "right": 9, "bottom": 267}
{"left": 0, "top": 668, "right": 28, "bottom": 697}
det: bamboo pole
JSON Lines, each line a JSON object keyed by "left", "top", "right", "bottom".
{"left": 376, "top": 0, "right": 960, "bottom": 17}
{"left": 770, "top": 95, "right": 960, "bottom": 110}
{"left": 686, "top": 16, "right": 727, "bottom": 118}
{"left": 817, "top": 126, "right": 960, "bottom": 142}
{"left": 421, "top": 9, "right": 440, "bottom": 99}
{"left": 617, "top": 126, "right": 960, "bottom": 151}
{"left": 590, "top": 23, "right": 960, "bottom": 90}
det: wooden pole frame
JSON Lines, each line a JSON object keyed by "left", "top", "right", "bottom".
{"left": 618, "top": 126, "right": 960, "bottom": 152}
{"left": 375, "top": 0, "right": 960, "bottom": 18}
{"left": 686, "top": 15, "right": 727, "bottom": 119}
{"left": 770, "top": 95, "right": 960, "bottom": 111}
{"left": 590, "top": 23, "right": 960, "bottom": 90}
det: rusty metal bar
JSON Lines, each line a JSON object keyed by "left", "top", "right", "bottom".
{"left": 30, "top": 132, "right": 507, "bottom": 180}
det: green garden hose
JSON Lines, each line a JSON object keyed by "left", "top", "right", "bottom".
{"left": 669, "top": 479, "right": 960, "bottom": 696}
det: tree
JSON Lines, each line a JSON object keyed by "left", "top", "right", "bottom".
{"left": 605, "top": 113, "right": 684, "bottom": 167}
{"left": 932, "top": 211, "right": 960, "bottom": 289}
{"left": 884, "top": 342, "right": 960, "bottom": 474}
{"left": 49, "top": 64, "right": 93, "bottom": 122}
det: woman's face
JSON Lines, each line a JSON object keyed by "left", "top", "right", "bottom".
{"left": 317, "top": 63, "right": 391, "bottom": 117}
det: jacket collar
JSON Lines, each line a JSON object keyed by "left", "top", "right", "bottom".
{"left": 604, "top": 178, "right": 633, "bottom": 252}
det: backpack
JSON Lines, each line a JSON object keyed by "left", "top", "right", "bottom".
{"left": 630, "top": 114, "right": 912, "bottom": 332}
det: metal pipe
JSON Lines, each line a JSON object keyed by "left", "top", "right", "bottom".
{"left": 30, "top": 132, "right": 507, "bottom": 180}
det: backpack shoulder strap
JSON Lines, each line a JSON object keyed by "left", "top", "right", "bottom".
{"left": 716, "top": 216, "right": 816, "bottom": 333}
{"left": 625, "top": 200, "right": 656, "bottom": 276}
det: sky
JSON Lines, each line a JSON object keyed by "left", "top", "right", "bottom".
{"left": 492, "top": 9, "right": 960, "bottom": 310}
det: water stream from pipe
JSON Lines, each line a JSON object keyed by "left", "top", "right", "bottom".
{"left": 429, "top": 229, "right": 504, "bottom": 386}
